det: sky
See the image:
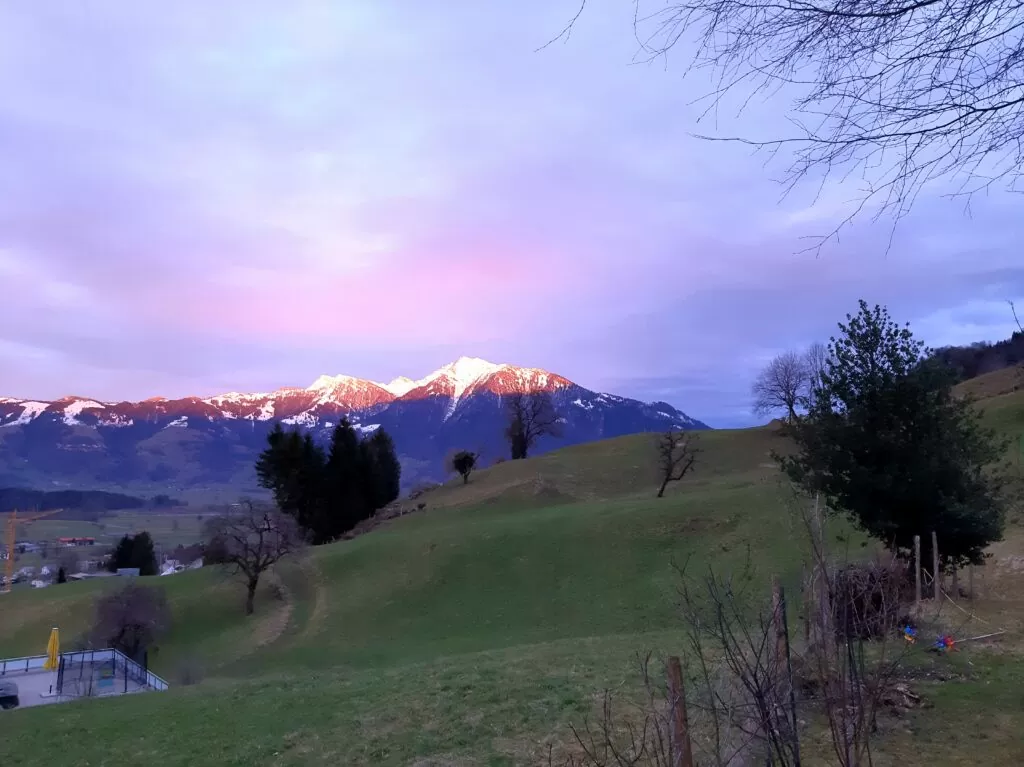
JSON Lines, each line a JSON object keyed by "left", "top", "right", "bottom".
{"left": 0, "top": 1, "right": 1022, "bottom": 428}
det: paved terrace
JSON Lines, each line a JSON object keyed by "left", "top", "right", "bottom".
{"left": 0, "top": 649, "right": 169, "bottom": 709}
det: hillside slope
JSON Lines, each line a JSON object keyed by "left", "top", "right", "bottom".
{"left": 0, "top": 381, "right": 1021, "bottom": 765}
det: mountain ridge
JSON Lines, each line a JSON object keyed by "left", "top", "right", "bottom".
{"left": 0, "top": 357, "right": 709, "bottom": 492}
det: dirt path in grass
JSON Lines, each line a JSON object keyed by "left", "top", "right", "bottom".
{"left": 296, "top": 556, "right": 329, "bottom": 643}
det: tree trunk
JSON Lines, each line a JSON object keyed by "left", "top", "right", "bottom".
{"left": 462, "top": 473, "right": 469, "bottom": 485}
{"left": 657, "top": 477, "right": 669, "bottom": 498}
{"left": 245, "top": 577, "right": 259, "bottom": 615}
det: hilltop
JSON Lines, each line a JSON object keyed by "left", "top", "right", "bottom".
{"left": 0, "top": 368, "right": 1020, "bottom": 765}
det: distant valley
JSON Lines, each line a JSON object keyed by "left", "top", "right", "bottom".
{"left": 0, "top": 357, "right": 708, "bottom": 494}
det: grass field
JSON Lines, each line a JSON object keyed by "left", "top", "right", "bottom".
{"left": 0, "top": 371, "right": 1022, "bottom": 765}
{"left": 15, "top": 508, "right": 210, "bottom": 549}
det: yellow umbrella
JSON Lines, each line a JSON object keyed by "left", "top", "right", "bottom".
{"left": 43, "top": 626, "right": 59, "bottom": 671}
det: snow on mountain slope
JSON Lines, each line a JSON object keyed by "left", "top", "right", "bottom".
{"left": 0, "top": 358, "right": 709, "bottom": 491}
{"left": 380, "top": 376, "right": 417, "bottom": 397}
{"left": 0, "top": 358, "right": 693, "bottom": 431}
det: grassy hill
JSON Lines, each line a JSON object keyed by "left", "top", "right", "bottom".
{"left": 1, "top": 372, "right": 1022, "bottom": 765}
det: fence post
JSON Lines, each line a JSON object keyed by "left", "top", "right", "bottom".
{"left": 914, "top": 535, "right": 922, "bottom": 613}
{"left": 800, "top": 565, "right": 811, "bottom": 643}
{"left": 969, "top": 564, "right": 975, "bottom": 602}
{"left": 771, "top": 576, "right": 787, "bottom": 669}
{"left": 932, "top": 531, "right": 940, "bottom": 600}
{"left": 778, "top": 586, "right": 802, "bottom": 767}
{"left": 666, "top": 656, "right": 694, "bottom": 767}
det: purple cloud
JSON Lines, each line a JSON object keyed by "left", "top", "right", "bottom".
{"left": 0, "top": 2, "right": 1020, "bottom": 427}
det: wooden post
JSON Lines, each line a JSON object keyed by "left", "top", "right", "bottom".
{"left": 932, "top": 531, "right": 940, "bottom": 600}
{"left": 772, "top": 576, "right": 786, "bottom": 668}
{"left": 801, "top": 564, "right": 811, "bottom": 643}
{"left": 951, "top": 567, "right": 960, "bottom": 600}
{"left": 969, "top": 564, "right": 975, "bottom": 603}
{"left": 778, "top": 585, "right": 802, "bottom": 767}
{"left": 666, "top": 656, "right": 694, "bottom": 767}
{"left": 914, "top": 535, "right": 922, "bottom": 612}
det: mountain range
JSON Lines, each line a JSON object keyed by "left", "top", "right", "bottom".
{"left": 0, "top": 357, "right": 709, "bottom": 494}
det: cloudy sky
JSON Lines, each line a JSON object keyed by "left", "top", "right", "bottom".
{"left": 1, "top": 1, "right": 1021, "bottom": 427}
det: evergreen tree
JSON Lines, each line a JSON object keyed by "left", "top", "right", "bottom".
{"left": 362, "top": 429, "right": 401, "bottom": 508}
{"left": 323, "top": 419, "right": 368, "bottom": 542}
{"left": 107, "top": 534, "right": 135, "bottom": 572}
{"left": 106, "top": 532, "right": 158, "bottom": 575}
{"left": 779, "top": 300, "right": 1007, "bottom": 569}
{"left": 256, "top": 424, "right": 325, "bottom": 533}
{"left": 131, "top": 531, "right": 158, "bottom": 576}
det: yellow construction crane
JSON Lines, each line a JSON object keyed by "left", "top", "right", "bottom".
{"left": 2, "top": 508, "right": 62, "bottom": 594}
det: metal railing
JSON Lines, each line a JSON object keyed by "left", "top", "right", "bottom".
{"left": 0, "top": 649, "right": 169, "bottom": 691}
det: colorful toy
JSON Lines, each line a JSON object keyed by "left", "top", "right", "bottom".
{"left": 932, "top": 634, "right": 957, "bottom": 653}
{"left": 902, "top": 625, "right": 917, "bottom": 644}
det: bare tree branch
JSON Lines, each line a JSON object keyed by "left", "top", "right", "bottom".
{"left": 752, "top": 350, "right": 810, "bottom": 423}
{"left": 656, "top": 429, "right": 700, "bottom": 497}
{"left": 205, "top": 499, "right": 306, "bottom": 615}
{"left": 551, "top": 0, "right": 1024, "bottom": 249}
{"left": 505, "top": 392, "right": 563, "bottom": 459}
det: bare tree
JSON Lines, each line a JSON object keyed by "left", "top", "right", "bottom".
{"left": 550, "top": 1, "right": 1024, "bottom": 246}
{"left": 91, "top": 582, "right": 172, "bottom": 662}
{"left": 1011, "top": 301, "right": 1023, "bottom": 334}
{"left": 558, "top": 560, "right": 801, "bottom": 767}
{"left": 204, "top": 500, "right": 306, "bottom": 615}
{"left": 752, "top": 351, "right": 808, "bottom": 423}
{"left": 505, "top": 392, "right": 562, "bottom": 460}
{"left": 656, "top": 429, "right": 700, "bottom": 498}
{"left": 804, "top": 342, "right": 829, "bottom": 409}
{"left": 794, "top": 493, "right": 914, "bottom": 767}
{"left": 447, "top": 450, "right": 479, "bottom": 485}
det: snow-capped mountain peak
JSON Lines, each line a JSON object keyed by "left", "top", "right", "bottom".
{"left": 307, "top": 374, "right": 366, "bottom": 392}
{"left": 380, "top": 376, "right": 417, "bottom": 397}
{"left": 431, "top": 357, "right": 502, "bottom": 399}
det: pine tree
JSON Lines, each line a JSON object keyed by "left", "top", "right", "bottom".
{"left": 779, "top": 300, "right": 1007, "bottom": 569}
{"left": 107, "top": 534, "right": 135, "bottom": 572}
{"left": 323, "top": 419, "right": 368, "bottom": 542}
{"left": 256, "top": 424, "right": 325, "bottom": 533}
{"left": 131, "top": 531, "right": 158, "bottom": 576}
{"left": 362, "top": 430, "right": 401, "bottom": 508}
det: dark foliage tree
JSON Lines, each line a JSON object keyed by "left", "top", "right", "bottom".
{"left": 255, "top": 420, "right": 402, "bottom": 544}
{"left": 752, "top": 350, "right": 809, "bottom": 423}
{"left": 56, "top": 567, "right": 67, "bottom": 584}
{"left": 106, "top": 531, "right": 158, "bottom": 576}
{"left": 779, "top": 300, "right": 1007, "bottom": 569}
{"left": 655, "top": 429, "right": 700, "bottom": 498}
{"left": 91, "top": 582, "right": 171, "bottom": 661}
{"left": 0, "top": 488, "right": 145, "bottom": 513}
{"left": 205, "top": 500, "right": 306, "bottom": 615}
{"left": 202, "top": 522, "right": 231, "bottom": 565}
{"left": 359, "top": 429, "right": 402, "bottom": 512}
{"left": 322, "top": 419, "right": 369, "bottom": 542}
{"left": 554, "top": 0, "right": 1024, "bottom": 246}
{"left": 505, "top": 392, "right": 562, "bottom": 460}
{"left": 930, "top": 331, "right": 1024, "bottom": 383}
{"left": 448, "top": 450, "right": 478, "bottom": 484}
{"left": 256, "top": 423, "right": 325, "bottom": 533}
